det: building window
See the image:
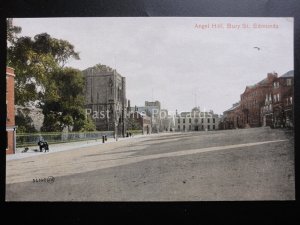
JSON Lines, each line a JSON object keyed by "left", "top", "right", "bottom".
{"left": 208, "top": 125, "right": 210, "bottom": 130}
{"left": 201, "top": 125, "right": 204, "bottom": 129}
{"left": 189, "top": 125, "right": 191, "bottom": 130}
{"left": 213, "top": 118, "right": 215, "bottom": 123}
{"left": 178, "top": 118, "right": 180, "bottom": 123}
{"left": 183, "top": 125, "right": 185, "bottom": 130}
{"left": 189, "top": 118, "right": 191, "bottom": 123}
{"left": 183, "top": 119, "right": 185, "bottom": 123}
{"left": 287, "top": 79, "right": 292, "bottom": 86}
{"left": 213, "top": 125, "right": 215, "bottom": 130}
{"left": 277, "top": 93, "right": 280, "bottom": 102}
{"left": 201, "top": 118, "right": 203, "bottom": 123}
{"left": 207, "top": 118, "right": 210, "bottom": 123}
{"left": 178, "top": 125, "right": 180, "bottom": 129}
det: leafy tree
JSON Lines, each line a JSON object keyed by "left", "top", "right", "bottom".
{"left": 15, "top": 114, "right": 37, "bottom": 133}
{"left": 40, "top": 112, "right": 62, "bottom": 132}
{"left": 127, "top": 117, "right": 142, "bottom": 130}
{"left": 7, "top": 33, "right": 80, "bottom": 106}
{"left": 8, "top": 31, "right": 96, "bottom": 132}
{"left": 127, "top": 112, "right": 142, "bottom": 130}
{"left": 7, "top": 18, "right": 22, "bottom": 45}
{"left": 82, "top": 116, "right": 96, "bottom": 131}
{"left": 41, "top": 68, "right": 96, "bottom": 132}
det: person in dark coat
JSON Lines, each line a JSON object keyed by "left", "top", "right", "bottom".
{"left": 38, "top": 140, "right": 43, "bottom": 152}
{"left": 44, "top": 142, "right": 49, "bottom": 152}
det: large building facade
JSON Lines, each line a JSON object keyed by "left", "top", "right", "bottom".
{"left": 261, "top": 70, "right": 294, "bottom": 128}
{"left": 6, "top": 67, "right": 17, "bottom": 154}
{"left": 175, "top": 107, "right": 220, "bottom": 132}
{"left": 239, "top": 72, "right": 278, "bottom": 128}
{"left": 84, "top": 68, "right": 127, "bottom": 136}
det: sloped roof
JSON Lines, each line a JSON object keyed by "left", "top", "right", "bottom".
{"left": 223, "top": 103, "right": 240, "bottom": 113}
{"left": 257, "top": 78, "right": 269, "bottom": 85}
{"left": 280, "top": 70, "right": 294, "bottom": 78}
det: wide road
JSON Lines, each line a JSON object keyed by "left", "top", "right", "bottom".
{"left": 6, "top": 127, "right": 295, "bottom": 201}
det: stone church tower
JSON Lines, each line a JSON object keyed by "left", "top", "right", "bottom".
{"left": 83, "top": 67, "right": 127, "bottom": 136}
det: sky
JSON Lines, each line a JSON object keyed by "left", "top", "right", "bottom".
{"left": 13, "top": 17, "right": 293, "bottom": 115}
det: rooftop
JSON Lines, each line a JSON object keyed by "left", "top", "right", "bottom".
{"left": 223, "top": 103, "right": 240, "bottom": 113}
{"left": 280, "top": 70, "right": 294, "bottom": 78}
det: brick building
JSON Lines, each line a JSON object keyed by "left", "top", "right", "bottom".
{"left": 261, "top": 70, "right": 294, "bottom": 128}
{"left": 221, "top": 102, "right": 241, "bottom": 129}
{"left": 6, "top": 67, "right": 17, "bottom": 154}
{"left": 239, "top": 72, "right": 278, "bottom": 128}
{"left": 83, "top": 67, "right": 127, "bottom": 137}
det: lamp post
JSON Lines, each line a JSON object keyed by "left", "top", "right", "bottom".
{"left": 114, "top": 105, "right": 120, "bottom": 141}
{"left": 114, "top": 121, "right": 118, "bottom": 141}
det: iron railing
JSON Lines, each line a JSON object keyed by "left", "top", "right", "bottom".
{"left": 16, "top": 131, "right": 115, "bottom": 147}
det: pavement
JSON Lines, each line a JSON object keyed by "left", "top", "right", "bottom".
{"left": 5, "top": 127, "right": 295, "bottom": 201}
{"left": 7, "top": 133, "right": 150, "bottom": 161}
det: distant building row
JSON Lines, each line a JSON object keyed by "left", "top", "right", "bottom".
{"left": 221, "top": 70, "right": 294, "bottom": 129}
{"left": 129, "top": 101, "right": 175, "bottom": 133}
